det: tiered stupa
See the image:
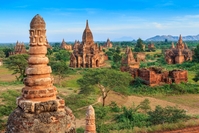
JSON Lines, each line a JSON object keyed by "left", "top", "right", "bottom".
{"left": 6, "top": 14, "right": 76, "bottom": 133}
{"left": 85, "top": 105, "right": 96, "bottom": 133}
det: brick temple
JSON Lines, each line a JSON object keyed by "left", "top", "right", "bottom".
{"left": 60, "top": 39, "right": 72, "bottom": 50}
{"left": 121, "top": 66, "right": 188, "bottom": 86}
{"left": 103, "top": 38, "right": 113, "bottom": 48}
{"left": 69, "top": 20, "right": 105, "bottom": 68}
{"left": 121, "top": 47, "right": 140, "bottom": 69}
{"left": 9, "top": 41, "right": 27, "bottom": 56}
{"left": 165, "top": 35, "right": 193, "bottom": 64}
{"left": 6, "top": 14, "right": 76, "bottom": 133}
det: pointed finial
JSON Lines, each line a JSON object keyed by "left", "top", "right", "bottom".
{"left": 86, "top": 20, "right": 89, "bottom": 29}
{"left": 179, "top": 34, "right": 182, "bottom": 41}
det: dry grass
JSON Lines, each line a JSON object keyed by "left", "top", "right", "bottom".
{"left": 0, "top": 66, "right": 16, "bottom": 82}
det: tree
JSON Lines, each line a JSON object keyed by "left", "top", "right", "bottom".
{"left": 77, "top": 69, "right": 132, "bottom": 106}
{"left": 112, "top": 53, "right": 122, "bottom": 69}
{"left": 116, "top": 46, "right": 121, "bottom": 54}
{"left": 50, "top": 61, "right": 70, "bottom": 86}
{"left": 193, "top": 71, "right": 199, "bottom": 82}
{"left": 134, "top": 38, "right": 145, "bottom": 52}
{"left": 0, "top": 50, "right": 5, "bottom": 58}
{"left": 3, "top": 54, "right": 28, "bottom": 81}
{"left": 193, "top": 44, "right": 199, "bottom": 62}
{"left": 54, "top": 50, "right": 70, "bottom": 62}
{"left": 3, "top": 47, "right": 13, "bottom": 57}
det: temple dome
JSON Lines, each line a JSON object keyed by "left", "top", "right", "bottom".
{"left": 30, "top": 14, "right": 46, "bottom": 29}
{"left": 82, "top": 20, "right": 93, "bottom": 44}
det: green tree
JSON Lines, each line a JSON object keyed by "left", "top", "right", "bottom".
{"left": 134, "top": 38, "right": 145, "bottom": 52}
{"left": 0, "top": 50, "right": 5, "bottom": 58}
{"left": 3, "top": 54, "right": 28, "bottom": 81}
{"left": 3, "top": 47, "right": 13, "bottom": 57}
{"left": 54, "top": 50, "right": 70, "bottom": 62}
{"left": 193, "top": 71, "right": 199, "bottom": 82}
{"left": 193, "top": 44, "right": 199, "bottom": 62}
{"left": 50, "top": 61, "right": 70, "bottom": 86}
{"left": 77, "top": 69, "right": 132, "bottom": 106}
{"left": 112, "top": 53, "right": 122, "bottom": 69}
{"left": 116, "top": 46, "right": 121, "bottom": 54}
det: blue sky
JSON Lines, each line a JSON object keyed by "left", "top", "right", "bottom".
{"left": 1, "top": 0, "right": 199, "bottom": 42}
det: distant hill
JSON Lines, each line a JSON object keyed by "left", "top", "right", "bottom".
{"left": 146, "top": 34, "right": 199, "bottom": 42}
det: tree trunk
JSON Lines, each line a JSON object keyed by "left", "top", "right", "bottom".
{"left": 102, "top": 97, "right": 106, "bottom": 106}
{"left": 98, "top": 83, "right": 110, "bottom": 107}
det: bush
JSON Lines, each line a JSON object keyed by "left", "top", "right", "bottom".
{"left": 109, "top": 101, "right": 121, "bottom": 112}
{"left": 0, "top": 89, "right": 20, "bottom": 130}
{"left": 148, "top": 105, "right": 190, "bottom": 125}
{"left": 76, "top": 127, "right": 84, "bottom": 133}
{"left": 115, "top": 106, "right": 149, "bottom": 129}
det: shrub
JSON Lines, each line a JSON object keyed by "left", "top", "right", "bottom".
{"left": 109, "top": 101, "right": 121, "bottom": 112}
{"left": 148, "top": 105, "right": 190, "bottom": 125}
{"left": 115, "top": 106, "right": 149, "bottom": 129}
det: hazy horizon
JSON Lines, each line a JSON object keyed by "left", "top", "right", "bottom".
{"left": 1, "top": 0, "right": 199, "bottom": 43}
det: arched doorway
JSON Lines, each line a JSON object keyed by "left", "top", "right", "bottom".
{"left": 96, "top": 60, "right": 99, "bottom": 67}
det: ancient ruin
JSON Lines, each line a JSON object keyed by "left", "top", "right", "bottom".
{"left": 121, "top": 47, "right": 140, "bottom": 69}
{"left": 9, "top": 41, "right": 27, "bottom": 56}
{"left": 85, "top": 105, "right": 96, "bottom": 133}
{"left": 69, "top": 20, "right": 105, "bottom": 68}
{"left": 103, "top": 38, "right": 113, "bottom": 48}
{"left": 134, "top": 52, "right": 146, "bottom": 62}
{"left": 122, "top": 67, "right": 188, "bottom": 86}
{"left": 165, "top": 35, "right": 193, "bottom": 64}
{"left": 6, "top": 14, "right": 76, "bottom": 133}
{"left": 60, "top": 39, "right": 72, "bottom": 50}
{"left": 148, "top": 43, "right": 155, "bottom": 51}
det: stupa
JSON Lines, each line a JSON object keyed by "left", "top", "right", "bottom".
{"left": 6, "top": 14, "right": 76, "bottom": 133}
{"left": 85, "top": 105, "right": 96, "bottom": 133}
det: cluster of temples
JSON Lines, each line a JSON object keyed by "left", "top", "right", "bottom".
{"left": 165, "top": 35, "right": 193, "bottom": 64}
{"left": 4, "top": 13, "right": 194, "bottom": 133}
{"left": 69, "top": 20, "right": 106, "bottom": 68}
{"left": 121, "top": 47, "right": 188, "bottom": 86}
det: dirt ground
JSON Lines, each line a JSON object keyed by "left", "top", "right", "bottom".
{"left": 157, "top": 126, "right": 199, "bottom": 133}
{"left": 104, "top": 91, "right": 199, "bottom": 115}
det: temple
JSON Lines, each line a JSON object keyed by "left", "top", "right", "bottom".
{"left": 121, "top": 47, "right": 140, "bottom": 69}
{"left": 165, "top": 35, "right": 193, "bottom": 64}
{"left": 9, "top": 41, "right": 27, "bottom": 56}
{"left": 103, "top": 38, "right": 113, "bottom": 48}
{"left": 6, "top": 14, "right": 76, "bottom": 133}
{"left": 60, "top": 39, "right": 72, "bottom": 50}
{"left": 69, "top": 20, "right": 105, "bottom": 68}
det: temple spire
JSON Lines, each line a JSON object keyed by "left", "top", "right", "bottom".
{"left": 86, "top": 20, "right": 89, "bottom": 29}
